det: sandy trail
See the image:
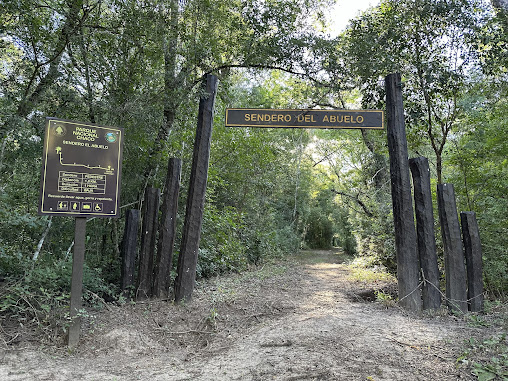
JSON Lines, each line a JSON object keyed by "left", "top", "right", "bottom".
{"left": 0, "top": 250, "right": 494, "bottom": 380}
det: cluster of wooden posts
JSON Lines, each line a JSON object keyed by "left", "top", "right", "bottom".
{"left": 386, "top": 73, "right": 484, "bottom": 313}
{"left": 120, "top": 75, "right": 219, "bottom": 303}
{"left": 116, "top": 73, "right": 483, "bottom": 313}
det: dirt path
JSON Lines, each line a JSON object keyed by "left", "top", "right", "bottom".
{"left": 0, "top": 250, "right": 502, "bottom": 380}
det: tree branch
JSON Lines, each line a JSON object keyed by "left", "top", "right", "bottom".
{"left": 331, "top": 189, "right": 374, "bottom": 217}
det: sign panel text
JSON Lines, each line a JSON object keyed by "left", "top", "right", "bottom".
{"left": 39, "top": 118, "right": 124, "bottom": 218}
{"left": 225, "top": 109, "right": 384, "bottom": 129}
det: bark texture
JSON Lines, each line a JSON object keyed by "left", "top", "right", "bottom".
{"left": 461, "top": 212, "right": 484, "bottom": 312}
{"left": 409, "top": 157, "right": 441, "bottom": 310}
{"left": 385, "top": 73, "right": 422, "bottom": 312}
{"left": 174, "top": 75, "right": 218, "bottom": 302}
{"left": 437, "top": 184, "right": 467, "bottom": 313}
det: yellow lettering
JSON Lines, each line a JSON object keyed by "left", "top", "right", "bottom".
{"left": 345, "top": 116, "right": 350, "bottom": 123}
{"left": 245, "top": 114, "right": 251, "bottom": 121}
{"left": 323, "top": 115, "right": 329, "bottom": 122}
{"left": 357, "top": 116, "right": 364, "bottom": 124}
{"left": 285, "top": 115, "right": 291, "bottom": 122}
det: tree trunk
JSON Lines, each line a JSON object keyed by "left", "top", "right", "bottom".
{"left": 141, "top": 0, "right": 181, "bottom": 184}
{"left": 436, "top": 151, "right": 443, "bottom": 185}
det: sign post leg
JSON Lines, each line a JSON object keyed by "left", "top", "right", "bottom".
{"left": 68, "top": 217, "right": 87, "bottom": 348}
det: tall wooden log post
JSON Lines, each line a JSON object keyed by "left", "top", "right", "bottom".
{"left": 153, "top": 158, "right": 182, "bottom": 298}
{"left": 385, "top": 73, "right": 422, "bottom": 311}
{"left": 437, "top": 184, "right": 468, "bottom": 313}
{"left": 174, "top": 74, "right": 218, "bottom": 302}
{"left": 68, "top": 217, "right": 87, "bottom": 348}
{"left": 136, "top": 187, "right": 160, "bottom": 299}
{"left": 409, "top": 157, "right": 441, "bottom": 310}
{"left": 460, "top": 212, "right": 484, "bottom": 312}
{"left": 120, "top": 209, "right": 140, "bottom": 298}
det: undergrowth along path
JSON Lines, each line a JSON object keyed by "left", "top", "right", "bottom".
{"left": 1, "top": 249, "right": 506, "bottom": 380}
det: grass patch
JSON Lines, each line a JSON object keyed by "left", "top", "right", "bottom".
{"left": 346, "top": 256, "right": 396, "bottom": 283}
{"left": 293, "top": 249, "right": 352, "bottom": 265}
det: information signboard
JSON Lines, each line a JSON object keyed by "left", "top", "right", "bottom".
{"left": 38, "top": 118, "right": 124, "bottom": 218}
{"left": 225, "top": 108, "right": 384, "bottom": 129}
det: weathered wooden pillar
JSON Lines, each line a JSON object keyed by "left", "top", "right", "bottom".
{"left": 460, "top": 212, "right": 484, "bottom": 312}
{"left": 120, "top": 209, "right": 140, "bottom": 298}
{"left": 174, "top": 74, "right": 218, "bottom": 303}
{"left": 409, "top": 157, "right": 441, "bottom": 310}
{"left": 68, "top": 217, "right": 87, "bottom": 348}
{"left": 136, "top": 187, "right": 160, "bottom": 299}
{"left": 385, "top": 73, "right": 422, "bottom": 311}
{"left": 437, "top": 184, "right": 467, "bottom": 313}
{"left": 154, "top": 158, "right": 182, "bottom": 298}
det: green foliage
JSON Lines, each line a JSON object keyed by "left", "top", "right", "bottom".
{"left": 197, "top": 206, "right": 248, "bottom": 278}
{"left": 346, "top": 256, "right": 396, "bottom": 283}
{"left": 458, "top": 334, "right": 508, "bottom": 381}
{"left": 326, "top": 0, "right": 507, "bottom": 294}
{"left": 304, "top": 189, "right": 335, "bottom": 249}
{"left": 1, "top": 0, "right": 507, "bottom": 348}
{"left": 0, "top": 254, "right": 117, "bottom": 342}
{"left": 447, "top": 84, "right": 508, "bottom": 295}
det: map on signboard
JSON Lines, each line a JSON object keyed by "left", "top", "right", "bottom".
{"left": 38, "top": 118, "right": 124, "bottom": 218}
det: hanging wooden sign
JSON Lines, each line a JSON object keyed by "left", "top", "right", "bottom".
{"left": 225, "top": 108, "right": 384, "bottom": 129}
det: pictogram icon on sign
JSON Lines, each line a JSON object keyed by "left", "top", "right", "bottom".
{"left": 82, "top": 202, "right": 92, "bottom": 211}
{"left": 57, "top": 201, "right": 68, "bottom": 211}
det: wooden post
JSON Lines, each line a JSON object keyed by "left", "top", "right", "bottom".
{"left": 68, "top": 217, "right": 87, "bottom": 348}
{"left": 437, "top": 184, "right": 468, "bottom": 313}
{"left": 460, "top": 212, "right": 484, "bottom": 312}
{"left": 174, "top": 74, "right": 218, "bottom": 302}
{"left": 409, "top": 157, "right": 441, "bottom": 310}
{"left": 136, "top": 187, "right": 160, "bottom": 299}
{"left": 154, "top": 158, "right": 182, "bottom": 298}
{"left": 120, "top": 209, "right": 140, "bottom": 298}
{"left": 385, "top": 73, "right": 422, "bottom": 312}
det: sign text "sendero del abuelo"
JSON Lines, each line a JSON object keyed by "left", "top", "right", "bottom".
{"left": 225, "top": 109, "right": 384, "bottom": 130}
